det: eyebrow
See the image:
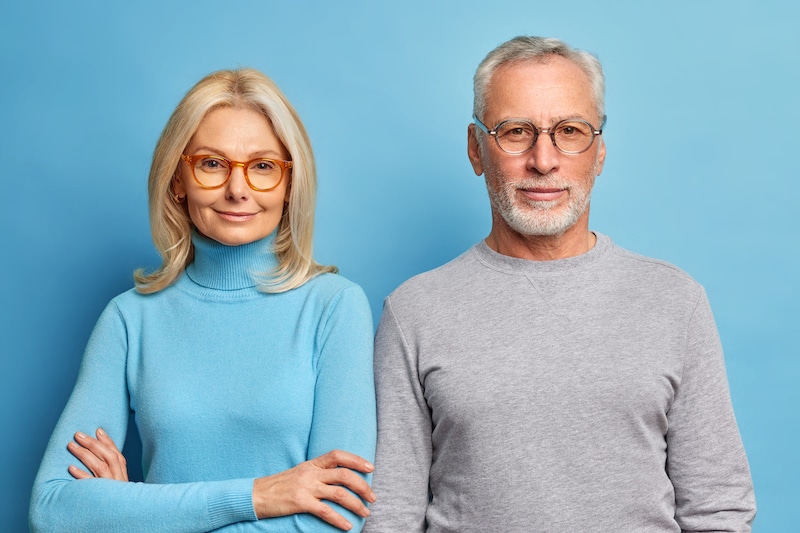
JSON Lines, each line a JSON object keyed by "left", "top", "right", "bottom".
{"left": 499, "top": 115, "right": 591, "bottom": 126}
{"left": 187, "top": 145, "right": 288, "bottom": 160}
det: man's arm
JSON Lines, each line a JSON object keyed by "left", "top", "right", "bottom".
{"left": 667, "top": 290, "right": 756, "bottom": 532}
{"left": 363, "top": 297, "right": 432, "bottom": 532}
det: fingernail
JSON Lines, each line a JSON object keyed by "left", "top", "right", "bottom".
{"left": 76, "top": 432, "right": 88, "bottom": 440}
{"left": 365, "top": 461, "right": 374, "bottom": 471}
{"left": 97, "top": 428, "right": 107, "bottom": 437}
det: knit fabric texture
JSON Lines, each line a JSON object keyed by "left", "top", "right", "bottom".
{"left": 31, "top": 231, "right": 376, "bottom": 532}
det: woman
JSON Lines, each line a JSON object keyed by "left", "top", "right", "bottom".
{"left": 29, "top": 68, "right": 376, "bottom": 532}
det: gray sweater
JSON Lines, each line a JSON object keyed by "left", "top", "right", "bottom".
{"left": 365, "top": 233, "right": 755, "bottom": 533}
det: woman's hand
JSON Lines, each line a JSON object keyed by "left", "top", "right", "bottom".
{"left": 252, "top": 449, "right": 376, "bottom": 531}
{"left": 67, "top": 428, "right": 129, "bottom": 481}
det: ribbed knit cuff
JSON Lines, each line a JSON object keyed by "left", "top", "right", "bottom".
{"left": 206, "top": 477, "right": 258, "bottom": 529}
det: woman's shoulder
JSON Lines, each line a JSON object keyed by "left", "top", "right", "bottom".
{"left": 103, "top": 282, "right": 186, "bottom": 320}
{"left": 302, "top": 272, "right": 374, "bottom": 336}
{"left": 111, "top": 283, "right": 178, "bottom": 303}
{"left": 301, "top": 271, "right": 367, "bottom": 302}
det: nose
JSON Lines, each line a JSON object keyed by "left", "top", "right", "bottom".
{"left": 225, "top": 163, "right": 251, "bottom": 200}
{"left": 524, "top": 132, "right": 560, "bottom": 175}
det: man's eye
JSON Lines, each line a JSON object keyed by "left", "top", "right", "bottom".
{"left": 500, "top": 124, "right": 533, "bottom": 138}
{"left": 557, "top": 122, "right": 591, "bottom": 137}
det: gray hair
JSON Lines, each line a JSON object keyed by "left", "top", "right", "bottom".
{"left": 473, "top": 36, "right": 605, "bottom": 122}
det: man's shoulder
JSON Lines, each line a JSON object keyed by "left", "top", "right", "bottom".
{"left": 600, "top": 237, "right": 712, "bottom": 317}
{"left": 606, "top": 239, "right": 702, "bottom": 291}
{"left": 387, "top": 245, "right": 479, "bottom": 303}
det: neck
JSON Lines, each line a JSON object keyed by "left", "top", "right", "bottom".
{"left": 485, "top": 214, "right": 596, "bottom": 261}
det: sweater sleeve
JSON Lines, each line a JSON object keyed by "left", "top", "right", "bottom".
{"left": 29, "top": 301, "right": 258, "bottom": 532}
{"left": 666, "top": 290, "right": 756, "bottom": 532}
{"left": 303, "top": 284, "right": 377, "bottom": 532}
{"left": 362, "top": 296, "right": 431, "bottom": 533}
{"left": 225, "top": 284, "right": 377, "bottom": 533}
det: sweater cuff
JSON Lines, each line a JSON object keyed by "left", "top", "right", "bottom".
{"left": 207, "top": 477, "right": 258, "bottom": 529}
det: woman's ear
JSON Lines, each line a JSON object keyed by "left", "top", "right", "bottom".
{"left": 172, "top": 174, "right": 187, "bottom": 202}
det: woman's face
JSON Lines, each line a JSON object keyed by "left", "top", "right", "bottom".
{"left": 174, "top": 106, "right": 291, "bottom": 246}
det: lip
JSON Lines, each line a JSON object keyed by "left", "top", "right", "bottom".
{"left": 519, "top": 187, "right": 567, "bottom": 202}
{"left": 215, "top": 210, "right": 258, "bottom": 222}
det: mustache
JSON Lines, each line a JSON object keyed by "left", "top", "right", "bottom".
{"left": 502, "top": 159, "right": 602, "bottom": 191}
{"left": 505, "top": 175, "right": 572, "bottom": 191}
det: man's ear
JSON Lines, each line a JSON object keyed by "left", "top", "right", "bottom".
{"left": 467, "top": 124, "right": 484, "bottom": 177}
{"left": 595, "top": 138, "right": 606, "bottom": 177}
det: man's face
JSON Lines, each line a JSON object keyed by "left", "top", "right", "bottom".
{"left": 468, "top": 56, "right": 606, "bottom": 238}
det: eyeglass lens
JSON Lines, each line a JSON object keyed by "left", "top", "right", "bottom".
{"left": 192, "top": 156, "right": 283, "bottom": 190}
{"left": 495, "top": 120, "right": 596, "bottom": 154}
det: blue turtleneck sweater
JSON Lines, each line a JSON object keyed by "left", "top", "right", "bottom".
{"left": 30, "top": 232, "right": 376, "bottom": 532}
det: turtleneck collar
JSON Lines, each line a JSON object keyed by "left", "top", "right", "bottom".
{"left": 185, "top": 230, "right": 279, "bottom": 291}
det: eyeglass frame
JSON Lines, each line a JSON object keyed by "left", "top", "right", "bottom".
{"left": 180, "top": 154, "right": 293, "bottom": 192}
{"left": 472, "top": 115, "right": 606, "bottom": 155}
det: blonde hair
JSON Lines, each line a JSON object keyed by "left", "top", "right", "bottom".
{"left": 134, "top": 68, "right": 335, "bottom": 294}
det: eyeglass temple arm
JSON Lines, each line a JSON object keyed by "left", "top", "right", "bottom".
{"left": 472, "top": 115, "right": 492, "bottom": 134}
{"left": 596, "top": 115, "right": 607, "bottom": 134}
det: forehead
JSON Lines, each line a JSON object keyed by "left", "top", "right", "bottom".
{"left": 485, "top": 56, "right": 597, "bottom": 124}
{"left": 187, "top": 105, "right": 288, "bottom": 157}
{"left": 192, "top": 106, "right": 274, "bottom": 139}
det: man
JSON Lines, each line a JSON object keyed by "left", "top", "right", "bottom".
{"left": 364, "top": 36, "right": 755, "bottom": 532}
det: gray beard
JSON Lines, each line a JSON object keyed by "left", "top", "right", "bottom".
{"left": 486, "top": 173, "right": 594, "bottom": 237}
{"left": 488, "top": 178, "right": 591, "bottom": 236}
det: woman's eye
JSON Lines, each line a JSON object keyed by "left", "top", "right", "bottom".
{"left": 252, "top": 160, "right": 277, "bottom": 171}
{"left": 200, "top": 158, "right": 227, "bottom": 171}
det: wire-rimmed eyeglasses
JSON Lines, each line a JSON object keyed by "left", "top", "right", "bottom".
{"left": 473, "top": 115, "right": 606, "bottom": 155}
{"left": 180, "top": 154, "right": 292, "bottom": 192}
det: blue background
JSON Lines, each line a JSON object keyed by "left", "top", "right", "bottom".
{"left": 2, "top": 1, "right": 797, "bottom": 530}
